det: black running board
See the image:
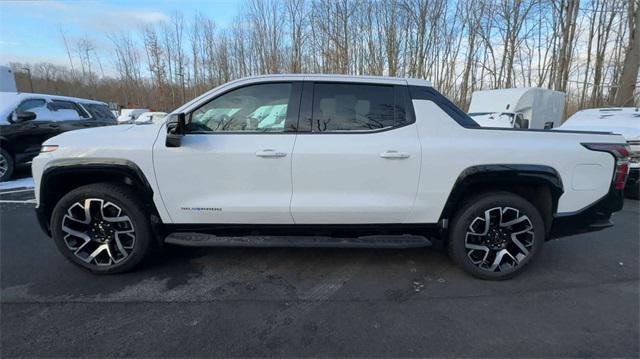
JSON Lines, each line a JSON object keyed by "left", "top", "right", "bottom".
{"left": 165, "top": 232, "right": 432, "bottom": 248}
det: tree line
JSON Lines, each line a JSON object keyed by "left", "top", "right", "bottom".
{"left": 10, "top": 0, "right": 639, "bottom": 116}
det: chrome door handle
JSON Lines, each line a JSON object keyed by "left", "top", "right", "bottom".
{"left": 379, "top": 151, "right": 410, "bottom": 159}
{"left": 255, "top": 149, "right": 287, "bottom": 158}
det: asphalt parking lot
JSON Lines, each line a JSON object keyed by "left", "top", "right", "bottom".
{"left": 1, "top": 191, "right": 638, "bottom": 357}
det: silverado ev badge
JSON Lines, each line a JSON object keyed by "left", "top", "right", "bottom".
{"left": 181, "top": 207, "right": 223, "bottom": 212}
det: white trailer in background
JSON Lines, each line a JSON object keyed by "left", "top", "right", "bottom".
{"left": 0, "top": 65, "right": 17, "bottom": 92}
{"left": 468, "top": 88, "right": 566, "bottom": 129}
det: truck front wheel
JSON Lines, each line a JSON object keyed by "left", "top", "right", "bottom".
{"left": 448, "top": 191, "right": 544, "bottom": 280}
{"left": 50, "top": 183, "right": 154, "bottom": 274}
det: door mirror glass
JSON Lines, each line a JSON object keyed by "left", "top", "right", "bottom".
{"left": 166, "top": 113, "right": 186, "bottom": 147}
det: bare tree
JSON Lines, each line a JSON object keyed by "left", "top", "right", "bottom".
{"left": 614, "top": 0, "right": 639, "bottom": 106}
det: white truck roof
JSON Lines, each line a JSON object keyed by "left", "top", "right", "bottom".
{"left": 468, "top": 88, "right": 566, "bottom": 129}
{"left": 175, "top": 74, "right": 432, "bottom": 114}
{"left": 468, "top": 88, "right": 565, "bottom": 114}
{"left": 560, "top": 107, "right": 640, "bottom": 140}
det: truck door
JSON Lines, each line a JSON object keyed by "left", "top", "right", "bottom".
{"left": 153, "top": 82, "right": 302, "bottom": 224}
{"left": 290, "top": 82, "right": 421, "bottom": 224}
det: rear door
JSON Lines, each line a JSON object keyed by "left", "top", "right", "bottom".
{"left": 153, "top": 81, "right": 302, "bottom": 224}
{"left": 290, "top": 82, "right": 421, "bottom": 224}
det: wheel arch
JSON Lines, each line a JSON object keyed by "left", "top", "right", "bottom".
{"left": 439, "top": 164, "right": 564, "bottom": 234}
{"left": 0, "top": 136, "right": 14, "bottom": 156}
{"left": 37, "top": 159, "right": 161, "bottom": 237}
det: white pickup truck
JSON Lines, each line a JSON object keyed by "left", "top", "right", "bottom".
{"left": 32, "top": 75, "right": 630, "bottom": 280}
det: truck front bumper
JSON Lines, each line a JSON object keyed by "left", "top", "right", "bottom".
{"left": 550, "top": 188, "right": 625, "bottom": 239}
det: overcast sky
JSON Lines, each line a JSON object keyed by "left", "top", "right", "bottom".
{"left": 0, "top": 0, "right": 239, "bottom": 71}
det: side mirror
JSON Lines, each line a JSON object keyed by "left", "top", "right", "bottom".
{"left": 13, "top": 111, "right": 37, "bottom": 123}
{"left": 165, "top": 113, "right": 186, "bottom": 147}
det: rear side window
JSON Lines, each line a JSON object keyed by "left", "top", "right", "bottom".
{"left": 309, "top": 83, "right": 410, "bottom": 132}
{"left": 83, "top": 103, "right": 116, "bottom": 121}
{"left": 48, "top": 100, "right": 90, "bottom": 118}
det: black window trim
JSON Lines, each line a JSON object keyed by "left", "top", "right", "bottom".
{"left": 296, "top": 81, "right": 416, "bottom": 135}
{"left": 184, "top": 81, "right": 303, "bottom": 135}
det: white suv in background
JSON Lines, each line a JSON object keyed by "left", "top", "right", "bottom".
{"left": 116, "top": 108, "right": 150, "bottom": 124}
{"left": 560, "top": 107, "right": 639, "bottom": 199}
{"left": 134, "top": 112, "right": 168, "bottom": 124}
{"left": 32, "top": 75, "right": 630, "bottom": 279}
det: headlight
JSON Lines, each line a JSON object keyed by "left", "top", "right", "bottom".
{"left": 40, "top": 145, "right": 59, "bottom": 153}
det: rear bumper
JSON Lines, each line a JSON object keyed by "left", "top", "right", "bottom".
{"left": 550, "top": 189, "right": 625, "bottom": 239}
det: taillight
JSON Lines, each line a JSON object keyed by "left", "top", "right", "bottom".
{"left": 613, "top": 162, "right": 629, "bottom": 190}
{"left": 583, "top": 143, "right": 631, "bottom": 190}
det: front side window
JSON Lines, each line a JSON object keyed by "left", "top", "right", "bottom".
{"left": 16, "top": 99, "right": 46, "bottom": 113}
{"left": 10, "top": 99, "right": 48, "bottom": 122}
{"left": 190, "top": 83, "right": 292, "bottom": 133}
{"left": 309, "top": 83, "right": 408, "bottom": 132}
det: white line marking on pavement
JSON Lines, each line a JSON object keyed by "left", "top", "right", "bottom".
{"left": 0, "top": 177, "right": 35, "bottom": 191}
{"left": 0, "top": 199, "right": 36, "bottom": 204}
{"left": 0, "top": 189, "right": 35, "bottom": 195}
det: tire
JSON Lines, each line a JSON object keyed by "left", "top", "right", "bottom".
{"left": 50, "top": 182, "right": 154, "bottom": 274}
{"left": 0, "top": 148, "right": 14, "bottom": 182}
{"left": 448, "top": 191, "right": 545, "bottom": 280}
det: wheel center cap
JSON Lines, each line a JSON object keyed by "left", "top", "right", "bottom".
{"left": 90, "top": 222, "right": 112, "bottom": 242}
{"left": 486, "top": 227, "right": 509, "bottom": 249}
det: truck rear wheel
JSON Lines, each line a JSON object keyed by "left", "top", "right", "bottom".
{"left": 50, "top": 183, "right": 154, "bottom": 274}
{"left": 448, "top": 191, "right": 544, "bottom": 280}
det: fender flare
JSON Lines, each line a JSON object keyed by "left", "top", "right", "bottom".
{"left": 37, "top": 158, "right": 158, "bottom": 236}
{"left": 439, "top": 164, "right": 564, "bottom": 223}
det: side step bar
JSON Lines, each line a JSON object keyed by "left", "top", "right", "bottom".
{"left": 165, "top": 232, "right": 432, "bottom": 249}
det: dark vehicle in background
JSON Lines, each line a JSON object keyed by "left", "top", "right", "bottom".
{"left": 0, "top": 92, "right": 117, "bottom": 181}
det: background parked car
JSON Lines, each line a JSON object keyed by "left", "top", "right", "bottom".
{"left": 116, "top": 108, "right": 149, "bottom": 124}
{"left": 0, "top": 92, "right": 116, "bottom": 181}
{"left": 134, "top": 111, "right": 168, "bottom": 124}
{"left": 558, "top": 107, "right": 640, "bottom": 199}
